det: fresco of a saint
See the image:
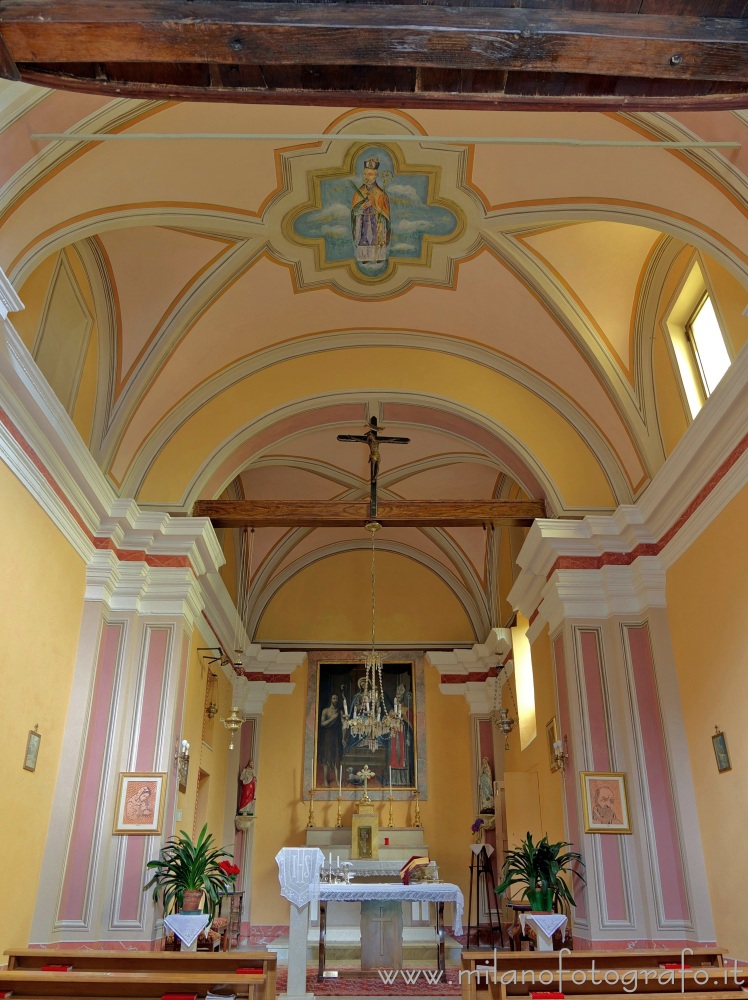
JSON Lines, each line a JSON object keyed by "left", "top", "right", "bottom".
{"left": 351, "top": 157, "right": 391, "bottom": 265}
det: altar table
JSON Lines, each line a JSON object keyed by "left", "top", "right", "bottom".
{"left": 317, "top": 881, "right": 464, "bottom": 978}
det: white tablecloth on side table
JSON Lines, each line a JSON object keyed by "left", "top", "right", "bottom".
{"left": 164, "top": 912, "right": 211, "bottom": 949}
{"left": 520, "top": 913, "right": 568, "bottom": 951}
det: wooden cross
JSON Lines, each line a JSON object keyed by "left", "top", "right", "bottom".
{"left": 338, "top": 416, "right": 410, "bottom": 518}
{"left": 371, "top": 905, "right": 393, "bottom": 956}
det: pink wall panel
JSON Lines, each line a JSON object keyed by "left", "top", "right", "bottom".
{"left": 626, "top": 624, "right": 690, "bottom": 923}
{"left": 58, "top": 622, "right": 123, "bottom": 922}
{"left": 134, "top": 627, "right": 169, "bottom": 771}
{"left": 577, "top": 628, "right": 627, "bottom": 926}
{"left": 552, "top": 633, "right": 587, "bottom": 921}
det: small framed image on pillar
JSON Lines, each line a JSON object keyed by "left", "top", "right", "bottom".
{"left": 113, "top": 772, "right": 167, "bottom": 835}
{"left": 580, "top": 771, "right": 631, "bottom": 834}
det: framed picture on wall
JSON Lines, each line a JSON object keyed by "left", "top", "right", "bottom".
{"left": 23, "top": 725, "right": 41, "bottom": 772}
{"left": 304, "top": 652, "right": 427, "bottom": 799}
{"left": 113, "top": 772, "right": 167, "bottom": 835}
{"left": 712, "top": 727, "right": 731, "bottom": 773}
{"left": 580, "top": 771, "right": 632, "bottom": 834}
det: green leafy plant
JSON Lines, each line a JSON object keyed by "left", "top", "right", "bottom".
{"left": 495, "top": 831, "right": 585, "bottom": 911}
{"left": 143, "top": 823, "right": 235, "bottom": 916}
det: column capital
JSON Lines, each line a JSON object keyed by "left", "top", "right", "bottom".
{"left": 427, "top": 628, "right": 512, "bottom": 712}
{"left": 0, "top": 267, "right": 23, "bottom": 320}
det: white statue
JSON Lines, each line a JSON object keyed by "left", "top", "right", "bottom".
{"left": 478, "top": 756, "right": 494, "bottom": 813}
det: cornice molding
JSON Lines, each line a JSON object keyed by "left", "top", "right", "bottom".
{"left": 0, "top": 268, "right": 23, "bottom": 320}
{"left": 427, "top": 629, "right": 513, "bottom": 712}
{"left": 511, "top": 344, "right": 747, "bottom": 629}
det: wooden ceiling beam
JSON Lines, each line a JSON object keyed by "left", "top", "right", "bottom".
{"left": 2, "top": 2, "right": 748, "bottom": 83}
{"left": 191, "top": 499, "right": 546, "bottom": 528}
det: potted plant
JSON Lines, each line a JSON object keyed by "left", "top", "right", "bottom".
{"left": 143, "top": 823, "right": 235, "bottom": 916}
{"left": 496, "top": 831, "right": 585, "bottom": 912}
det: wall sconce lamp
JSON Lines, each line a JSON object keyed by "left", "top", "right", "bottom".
{"left": 220, "top": 706, "right": 246, "bottom": 750}
{"left": 198, "top": 646, "right": 233, "bottom": 667}
{"left": 205, "top": 671, "right": 218, "bottom": 719}
{"left": 553, "top": 735, "right": 570, "bottom": 773}
{"left": 176, "top": 739, "right": 190, "bottom": 793}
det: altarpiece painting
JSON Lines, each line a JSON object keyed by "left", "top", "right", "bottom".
{"left": 304, "top": 651, "right": 427, "bottom": 799}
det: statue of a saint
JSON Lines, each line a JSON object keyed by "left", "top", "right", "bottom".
{"left": 238, "top": 760, "right": 256, "bottom": 816}
{"left": 478, "top": 756, "right": 494, "bottom": 814}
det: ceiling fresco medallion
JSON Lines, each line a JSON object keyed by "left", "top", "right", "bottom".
{"left": 270, "top": 120, "right": 482, "bottom": 299}
{"left": 290, "top": 143, "right": 460, "bottom": 283}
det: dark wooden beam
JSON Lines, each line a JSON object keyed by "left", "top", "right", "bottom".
{"left": 1, "top": 2, "right": 748, "bottom": 82}
{"left": 191, "top": 499, "right": 546, "bottom": 528}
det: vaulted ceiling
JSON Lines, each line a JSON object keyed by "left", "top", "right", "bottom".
{"left": 2, "top": 79, "right": 747, "bottom": 646}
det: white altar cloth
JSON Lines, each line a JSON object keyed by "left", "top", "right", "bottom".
{"left": 520, "top": 913, "right": 568, "bottom": 951}
{"left": 164, "top": 913, "right": 210, "bottom": 948}
{"left": 319, "top": 881, "right": 464, "bottom": 935}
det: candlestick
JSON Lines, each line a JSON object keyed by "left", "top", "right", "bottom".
{"left": 307, "top": 789, "right": 315, "bottom": 828}
{"left": 387, "top": 791, "right": 394, "bottom": 829}
{"left": 412, "top": 790, "right": 422, "bottom": 829}
{"left": 335, "top": 793, "right": 343, "bottom": 828}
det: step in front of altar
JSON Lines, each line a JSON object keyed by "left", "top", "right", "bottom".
{"left": 266, "top": 924, "right": 461, "bottom": 965}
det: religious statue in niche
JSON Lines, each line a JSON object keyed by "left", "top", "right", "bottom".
{"left": 238, "top": 759, "right": 256, "bottom": 816}
{"left": 478, "top": 756, "right": 494, "bottom": 813}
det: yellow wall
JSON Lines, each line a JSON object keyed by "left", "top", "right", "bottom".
{"left": 250, "top": 658, "right": 473, "bottom": 925}
{"left": 0, "top": 459, "right": 86, "bottom": 956}
{"left": 256, "top": 549, "right": 476, "bottom": 644}
{"left": 502, "top": 628, "right": 566, "bottom": 847}
{"left": 177, "top": 630, "right": 236, "bottom": 841}
{"left": 666, "top": 486, "right": 748, "bottom": 959}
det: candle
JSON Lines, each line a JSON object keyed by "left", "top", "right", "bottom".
{"left": 328, "top": 852, "right": 332, "bottom": 869}
{"left": 337, "top": 855, "right": 340, "bottom": 868}
{"left": 339, "top": 764, "right": 343, "bottom": 793}
{"left": 389, "top": 766, "right": 392, "bottom": 792}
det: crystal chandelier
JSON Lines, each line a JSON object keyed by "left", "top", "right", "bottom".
{"left": 341, "top": 522, "right": 403, "bottom": 753}
{"left": 491, "top": 665, "right": 516, "bottom": 749}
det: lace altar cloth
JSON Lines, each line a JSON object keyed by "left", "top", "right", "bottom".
{"left": 319, "top": 881, "right": 464, "bottom": 935}
{"left": 163, "top": 913, "right": 210, "bottom": 946}
{"left": 520, "top": 913, "right": 568, "bottom": 946}
{"left": 276, "top": 847, "right": 324, "bottom": 908}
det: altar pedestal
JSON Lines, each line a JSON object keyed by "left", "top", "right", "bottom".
{"left": 361, "top": 900, "right": 402, "bottom": 970}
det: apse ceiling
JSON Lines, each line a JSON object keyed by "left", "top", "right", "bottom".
{"left": 3, "top": 84, "right": 748, "bottom": 643}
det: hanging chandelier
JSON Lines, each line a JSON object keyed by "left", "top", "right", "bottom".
{"left": 341, "top": 522, "right": 403, "bottom": 753}
{"left": 491, "top": 664, "right": 517, "bottom": 749}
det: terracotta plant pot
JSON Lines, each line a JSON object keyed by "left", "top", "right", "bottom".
{"left": 180, "top": 890, "right": 203, "bottom": 912}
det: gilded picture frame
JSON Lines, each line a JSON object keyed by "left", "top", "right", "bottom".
{"left": 113, "top": 772, "right": 167, "bottom": 835}
{"left": 580, "top": 771, "right": 632, "bottom": 834}
{"left": 304, "top": 651, "right": 427, "bottom": 800}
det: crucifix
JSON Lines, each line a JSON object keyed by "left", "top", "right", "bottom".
{"left": 356, "top": 763, "right": 375, "bottom": 803}
{"left": 338, "top": 416, "right": 410, "bottom": 518}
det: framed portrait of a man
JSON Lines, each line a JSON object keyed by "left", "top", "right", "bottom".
{"left": 580, "top": 771, "right": 631, "bottom": 834}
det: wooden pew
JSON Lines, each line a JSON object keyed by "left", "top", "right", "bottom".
{"left": 461, "top": 948, "right": 732, "bottom": 1000}
{"left": 3, "top": 949, "right": 277, "bottom": 1000}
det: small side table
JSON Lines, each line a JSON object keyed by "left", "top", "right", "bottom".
{"left": 506, "top": 903, "right": 531, "bottom": 951}
{"left": 218, "top": 890, "right": 244, "bottom": 951}
{"left": 520, "top": 913, "right": 568, "bottom": 951}
{"left": 164, "top": 913, "right": 210, "bottom": 952}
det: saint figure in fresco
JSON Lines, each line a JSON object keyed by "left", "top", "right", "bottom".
{"left": 351, "top": 157, "right": 391, "bottom": 264}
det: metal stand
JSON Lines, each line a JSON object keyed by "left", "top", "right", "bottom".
{"left": 466, "top": 846, "right": 504, "bottom": 949}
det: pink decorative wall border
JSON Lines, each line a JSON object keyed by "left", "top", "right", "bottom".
{"left": 624, "top": 623, "right": 690, "bottom": 926}
{"left": 58, "top": 622, "right": 124, "bottom": 924}
{"left": 576, "top": 628, "right": 628, "bottom": 926}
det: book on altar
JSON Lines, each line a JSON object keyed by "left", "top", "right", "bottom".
{"left": 400, "top": 855, "right": 430, "bottom": 884}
